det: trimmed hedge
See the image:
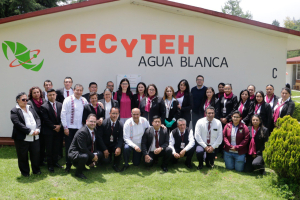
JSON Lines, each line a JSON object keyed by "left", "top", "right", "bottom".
{"left": 264, "top": 116, "right": 300, "bottom": 180}
{"left": 291, "top": 102, "right": 300, "bottom": 121}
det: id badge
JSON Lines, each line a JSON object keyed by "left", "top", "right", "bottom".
{"left": 180, "top": 142, "right": 185, "bottom": 149}
{"left": 222, "top": 108, "right": 226, "bottom": 113}
{"left": 110, "top": 135, "right": 114, "bottom": 142}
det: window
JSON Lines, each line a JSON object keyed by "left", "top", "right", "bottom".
{"left": 297, "top": 64, "right": 300, "bottom": 80}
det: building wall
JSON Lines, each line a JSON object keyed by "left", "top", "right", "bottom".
{"left": 0, "top": 3, "right": 288, "bottom": 137}
{"left": 286, "top": 64, "right": 293, "bottom": 86}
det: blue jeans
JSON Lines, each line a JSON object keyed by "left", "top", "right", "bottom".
{"left": 224, "top": 151, "right": 245, "bottom": 172}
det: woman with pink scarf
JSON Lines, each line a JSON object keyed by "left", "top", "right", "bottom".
{"left": 244, "top": 114, "right": 269, "bottom": 175}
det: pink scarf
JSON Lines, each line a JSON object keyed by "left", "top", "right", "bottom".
{"left": 266, "top": 94, "right": 274, "bottom": 104}
{"left": 33, "top": 98, "right": 43, "bottom": 108}
{"left": 254, "top": 103, "right": 262, "bottom": 114}
{"left": 145, "top": 96, "right": 155, "bottom": 112}
{"left": 176, "top": 91, "right": 184, "bottom": 99}
{"left": 204, "top": 99, "right": 211, "bottom": 117}
{"left": 249, "top": 126, "right": 259, "bottom": 155}
{"left": 238, "top": 101, "right": 245, "bottom": 116}
{"left": 273, "top": 100, "right": 285, "bottom": 123}
{"left": 224, "top": 92, "right": 233, "bottom": 99}
{"left": 250, "top": 95, "right": 255, "bottom": 100}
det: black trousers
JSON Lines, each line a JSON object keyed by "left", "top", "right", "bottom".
{"left": 244, "top": 154, "right": 265, "bottom": 173}
{"left": 58, "top": 132, "right": 64, "bottom": 157}
{"left": 144, "top": 147, "right": 172, "bottom": 168}
{"left": 39, "top": 133, "right": 46, "bottom": 164}
{"left": 171, "top": 146, "right": 196, "bottom": 165}
{"left": 192, "top": 111, "right": 200, "bottom": 132}
{"left": 44, "top": 132, "right": 60, "bottom": 167}
{"left": 65, "top": 128, "right": 78, "bottom": 167}
{"left": 14, "top": 139, "right": 40, "bottom": 175}
{"left": 196, "top": 145, "right": 215, "bottom": 167}
{"left": 72, "top": 151, "right": 103, "bottom": 174}
{"left": 101, "top": 145, "right": 122, "bottom": 166}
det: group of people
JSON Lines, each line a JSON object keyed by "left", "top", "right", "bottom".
{"left": 10, "top": 75, "right": 295, "bottom": 179}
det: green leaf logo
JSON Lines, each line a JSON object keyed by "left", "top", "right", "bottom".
{"left": 2, "top": 41, "right": 44, "bottom": 72}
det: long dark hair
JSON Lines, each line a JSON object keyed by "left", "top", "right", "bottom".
{"left": 203, "top": 87, "right": 216, "bottom": 107}
{"left": 117, "top": 78, "right": 131, "bottom": 96}
{"left": 238, "top": 89, "right": 250, "bottom": 104}
{"left": 176, "top": 79, "right": 190, "bottom": 95}
{"left": 135, "top": 82, "right": 146, "bottom": 96}
{"left": 249, "top": 114, "right": 265, "bottom": 138}
{"left": 28, "top": 86, "right": 43, "bottom": 100}
{"left": 254, "top": 91, "right": 265, "bottom": 105}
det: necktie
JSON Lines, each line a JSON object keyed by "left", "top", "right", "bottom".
{"left": 155, "top": 131, "right": 159, "bottom": 148}
{"left": 53, "top": 103, "right": 57, "bottom": 117}
{"left": 67, "top": 91, "right": 69, "bottom": 97}
{"left": 111, "top": 122, "right": 115, "bottom": 132}
{"left": 207, "top": 121, "right": 211, "bottom": 144}
{"left": 91, "top": 131, "right": 95, "bottom": 153}
{"left": 181, "top": 132, "right": 184, "bottom": 142}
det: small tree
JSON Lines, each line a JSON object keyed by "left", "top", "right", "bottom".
{"left": 264, "top": 116, "right": 300, "bottom": 181}
{"left": 272, "top": 19, "right": 280, "bottom": 27}
{"left": 221, "top": 0, "right": 253, "bottom": 19}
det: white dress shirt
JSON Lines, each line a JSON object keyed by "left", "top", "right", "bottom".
{"left": 169, "top": 128, "right": 195, "bottom": 154}
{"left": 230, "top": 124, "right": 239, "bottom": 146}
{"left": 151, "top": 128, "right": 160, "bottom": 152}
{"left": 265, "top": 96, "right": 275, "bottom": 108}
{"left": 44, "top": 91, "right": 48, "bottom": 101}
{"left": 61, "top": 95, "right": 88, "bottom": 129}
{"left": 123, "top": 117, "right": 150, "bottom": 149}
{"left": 64, "top": 88, "right": 74, "bottom": 98}
{"left": 105, "top": 100, "right": 112, "bottom": 119}
{"left": 177, "top": 96, "right": 184, "bottom": 106}
{"left": 195, "top": 117, "right": 223, "bottom": 149}
{"left": 88, "top": 127, "right": 96, "bottom": 142}
{"left": 16, "top": 104, "right": 40, "bottom": 142}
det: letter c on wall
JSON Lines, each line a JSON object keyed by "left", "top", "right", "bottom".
{"left": 273, "top": 68, "right": 277, "bottom": 79}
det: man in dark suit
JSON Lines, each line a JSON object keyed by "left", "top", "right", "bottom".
{"left": 82, "top": 82, "right": 101, "bottom": 103}
{"left": 68, "top": 114, "right": 103, "bottom": 179}
{"left": 56, "top": 77, "right": 73, "bottom": 103}
{"left": 141, "top": 116, "right": 172, "bottom": 172}
{"left": 97, "top": 107, "right": 123, "bottom": 172}
{"left": 40, "top": 89, "right": 64, "bottom": 173}
{"left": 99, "top": 81, "right": 115, "bottom": 100}
{"left": 43, "top": 80, "right": 53, "bottom": 101}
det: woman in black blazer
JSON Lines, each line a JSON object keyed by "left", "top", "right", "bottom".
{"left": 199, "top": 87, "right": 220, "bottom": 119}
{"left": 244, "top": 114, "right": 269, "bottom": 175}
{"left": 27, "top": 86, "right": 46, "bottom": 166}
{"left": 175, "top": 79, "right": 193, "bottom": 126}
{"left": 265, "top": 84, "right": 278, "bottom": 111}
{"left": 99, "top": 89, "right": 119, "bottom": 119}
{"left": 253, "top": 91, "right": 272, "bottom": 132}
{"left": 163, "top": 86, "right": 180, "bottom": 133}
{"left": 10, "top": 92, "right": 42, "bottom": 177}
{"left": 236, "top": 89, "right": 254, "bottom": 126}
{"left": 132, "top": 82, "right": 146, "bottom": 109}
{"left": 215, "top": 82, "right": 225, "bottom": 100}
{"left": 219, "top": 83, "right": 238, "bottom": 126}
{"left": 82, "top": 92, "right": 105, "bottom": 125}
{"left": 247, "top": 84, "right": 256, "bottom": 102}
{"left": 273, "top": 87, "right": 295, "bottom": 126}
{"left": 139, "top": 84, "right": 166, "bottom": 124}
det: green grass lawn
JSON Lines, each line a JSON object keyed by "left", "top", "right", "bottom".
{"left": 292, "top": 90, "right": 300, "bottom": 97}
{"left": 0, "top": 146, "right": 294, "bottom": 200}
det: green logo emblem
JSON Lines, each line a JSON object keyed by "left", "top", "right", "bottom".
{"left": 2, "top": 41, "right": 44, "bottom": 71}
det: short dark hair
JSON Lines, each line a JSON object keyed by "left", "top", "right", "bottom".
{"left": 218, "top": 82, "right": 225, "bottom": 87}
{"left": 64, "top": 77, "right": 73, "bottom": 82}
{"left": 44, "top": 80, "right": 52, "bottom": 86}
{"left": 110, "top": 107, "right": 120, "bottom": 113}
{"left": 107, "top": 81, "right": 114, "bottom": 86}
{"left": 16, "top": 92, "right": 27, "bottom": 102}
{"left": 89, "top": 92, "right": 98, "bottom": 99}
{"left": 205, "top": 106, "right": 215, "bottom": 113}
{"left": 152, "top": 115, "right": 161, "bottom": 122}
{"left": 87, "top": 114, "right": 97, "bottom": 120}
{"left": 266, "top": 84, "right": 274, "bottom": 89}
{"left": 232, "top": 110, "right": 241, "bottom": 117}
{"left": 74, "top": 84, "right": 83, "bottom": 90}
{"left": 196, "top": 75, "right": 204, "bottom": 81}
{"left": 47, "top": 89, "right": 56, "bottom": 93}
{"left": 89, "top": 82, "right": 97, "bottom": 88}
{"left": 247, "top": 84, "right": 256, "bottom": 91}
{"left": 146, "top": 84, "right": 158, "bottom": 97}
{"left": 28, "top": 86, "right": 43, "bottom": 100}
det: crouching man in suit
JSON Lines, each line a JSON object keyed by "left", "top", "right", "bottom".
{"left": 141, "top": 116, "right": 172, "bottom": 172}
{"left": 68, "top": 114, "right": 103, "bottom": 179}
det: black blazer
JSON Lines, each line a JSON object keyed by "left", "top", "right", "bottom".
{"left": 82, "top": 93, "right": 101, "bottom": 103}
{"left": 248, "top": 126, "right": 269, "bottom": 155}
{"left": 55, "top": 88, "right": 65, "bottom": 103}
{"left": 139, "top": 96, "right": 166, "bottom": 124}
{"left": 114, "top": 91, "right": 134, "bottom": 113}
{"left": 175, "top": 92, "right": 193, "bottom": 122}
{"left": 199, "top": 98, "right": 220, "bottom": 119}
{"left": 27, "top": 98, "right": 45, "bottom": 119}
{"left": 68, "top": 125, "right": 98, "bottom": 161}
{"left": 10, "top": 106, "right": 41, "bottom": 140}
{"left": 97, "top": 118, "right": 123, "bottom": 151}
{"left": 253, "top": 102, "right": 272, "bottom": 131}
{"left": 82, "top": 104, "right": 105, "bottom": 124}
{"left": 99, "top": 91, "right": 115, "bottom": 101}
{"left": 132, "top": 93, "right": 145, "bottom": 109}
{"left": 141, "top": 126, "right": 169, "bottom": 156}
{"left": 99, "top": 99, "right": 119, "bottom": 119}
{"left": 235, "top": 100, "right": 254, "bottom": 126}
{"left": 265, "top": 95, "right": 279, "bottom": 111}
{"left": 165, "top": 99, "right": 181, "bottom": 122}
{"left": 40, "top": 101, "right": 63, "bottom": 135}
{"left": 219, "top": 94, "right": 238, "bottom": 121}
{"left": 278, "top": 98, "right": 295, "bottom": 118}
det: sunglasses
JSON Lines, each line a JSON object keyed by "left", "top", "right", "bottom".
{"left": 21, "top": 99, "right": 29, "bottom": 102}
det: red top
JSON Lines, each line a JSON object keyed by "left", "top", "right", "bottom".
{"left": 114, "top": 92, "right": 131, "bottom": 118}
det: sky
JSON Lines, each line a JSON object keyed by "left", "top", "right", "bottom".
{"left": 169, "top": 0, "right": 300, "bottom": 26}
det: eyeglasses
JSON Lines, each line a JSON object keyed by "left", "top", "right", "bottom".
{"left": 232, "top": 116, "right": 241, "bottom": 119}
{"left": 122, "top": 83, "right": 129, "bottom": 86}
{"left": 21, "top": 99, "right": 29, "bottom": 102}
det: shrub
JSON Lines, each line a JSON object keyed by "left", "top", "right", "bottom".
{"left": 292, "top": 102, "right": 300, "bottom": 122}
{"left": 264, "top": 116, "right": 300, "bottom": 181}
